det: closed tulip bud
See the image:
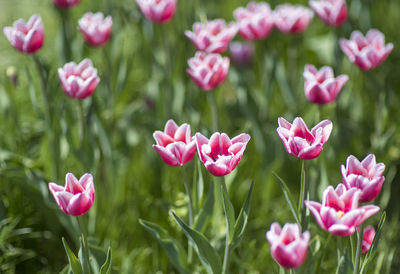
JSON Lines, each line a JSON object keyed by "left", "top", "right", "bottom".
{"left": 309, "top": 0, "right": 348, "bottom": 27}
{"left": 136, "top": 0, "right": 177, "bottom": 23}
{"left": 3, "top": 14, "right": 44, "bottom": 54}
{"left": 58, "top": 58, "right": 100, "bottom": 99}
{"left": 362, "top": 226, "right": 375, "bottom": 254}
{"left": 48, "top": 173, "right": 95, "bottom": 216}
{"left": 52, "top": 0, "right": 82, "bottom": 8}
{"left": 78, "top": 12, "right": 112, "bottom": 47}
{"left": 273, "top": 4, "right": 314, "bottom": 34}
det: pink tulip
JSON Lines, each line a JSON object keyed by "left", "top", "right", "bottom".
{"left": 153, "top": 120, "right": 196, "bottom": 166}
{"left": 78, "top": 12, "right": 112, "bottom": 47}
{"left": 340, "top": 29, "right": 393, "bottom": 70}
{"left": 3, "top": 14, "right": 44, "bottom": 54}
{"left": 303, "top": 64, "right": 348, "bottom": 105}
{"left": 58, "top": 58, "right": 100, "bottom": 99}
{"left": 195, "top": 132, "right": 250, "bottom": 176}
{"left": 266, "top": 222, "right": 310, "bottom": 269}
{"left": 305, "top": 184, "right": 380, "bottom": 236}
{"left": 229, "top": 42, "right": 254, "bottom": 67}
{"left": 185, "top": 19, "right": 238, "bottom": 53}
{"left": 48, "top": 173, "right": 95, "bottom": 216}
{"left": 309, "top": 0, "right": 348, "bottom": 27}
{"left": 362, "top": 226, "right": 375, "bottom": 254}
{"left": 187, "top": 52, "right": 230, "bottom": 91}
{"left": 341, "top": 154, "right": 385, "bottom": 203}
{"left": 52, "top": 0, "right": 81, "bottom": 8}
{"left": 273, "top": 4, "right": 314, "bottom": 34}
{"left": 276, "top": 117, "right": 332, "bottom": 160}
{"left": 233, "top": 2, "right": 274, "bottom": 41}
{"left": 136, "top": 0, "right": 177, "bottom": 23}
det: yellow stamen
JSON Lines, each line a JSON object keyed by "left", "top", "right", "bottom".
{"left": 337, "top": 210, "right": 344, "bottom": 219}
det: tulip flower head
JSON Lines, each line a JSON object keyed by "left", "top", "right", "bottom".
{"left": 195, "top": 132, "right": 250, "bottom": 176}
{"left": 276, "top": 117, "right": 332, "bottom": 160}
{"left": 309, "top": 0, "right": 348, "bottom": 27}
{"left": 153, "top": 120, "right": 196, "bottom": 166}
{"left": 362, "top": 226, "right": 375, "bottom": 254}
{"left": 233, "top": 2, "right": 274, "bottom": 41}
{"left": 266, "top": 222, "right": 310, "bottom": 269}
{"left": 187, "top": 52, "right": 230, "bottom": 91}
{"left": 341, "top": 154, "right": 385, "bottom": 203}
{"left": 303, "top": 65, "right": 349, "bottom": 105}
{"left": 185, "top": 19, "right": 238, "bottom": 53}
{"left": 3, "top": 14, "right": 44, "bottom": 54}
{"left": 58, "top": 58, "right": 100, "bottom": 99}
{"left": 305, "top": 184, "right": 380, "bottom": 236}
{"left": 273, "top": 4, "right": 314, "bottom": 34}
{"left": 229, "top": 42, "right": 254, "bottom": 67}
{"left": 340, "top": 29, "right": 393, "bottom": 70}
{"left": 52, "top": 0, "right": 82, "bottom": 8}
{"left": 48, "top": 173, "right": 95, "bottom": 216}
{"left": 136, "top": 0, "right": 177, "bottom": 23}
{"left": 78, "top": 12, "right": 112, "bottom": 47}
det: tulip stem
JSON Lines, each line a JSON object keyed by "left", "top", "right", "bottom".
{"left": 221, "top": 177, "right": 231, "bottom": 274}
{"left": 354, "top": 225, "right": 364, "bottom": 274}
{"left": 299, "top": 160, "right": 308, "bottom": 230}
{"left": 207, "top": 92, "right": 219, "bottom": 132}
{"left": 58, "top": 9, "right": 72, "bottom": 63}
{"left": 182, "top": 167, "right": 193, "bottom": 264}
{"left": 77, "top": 216, "right": 91, "bottom": 274}
{"left": 337, "top": 237, "right": 343, "bottom": 261}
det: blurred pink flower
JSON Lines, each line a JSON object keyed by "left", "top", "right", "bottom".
{"left": 309, "top": 0, "right": 348, "bottom": 27}
{"left": 187, "top": 52, "right": 230, "bottom": 91}
{"left": 362, "top": 226, "right": 375, "bottom": 254}
{"left": 195, "top": 132, "right": 250, "bottom": 176}
{"left": 273, "top": 4, "right": 314, "bottom": 34}
{"left": 229, "top": 42, "right": 254, "bottom": 67}
{"left": 185, "top": 19, "right": 238, "bottom": 53}
{"left": 233, "top": 2, "right": 274, "bottom": 41}
{"left": 305, "top": 184, "right": 380, "bottom": 236}
{"left": 341, "top": 154, "right": 385, "bottom": 203}
{"left": 49, "top": 173, "right": 95, "bottom": 216}
{"left": 136, "top": 0, "right": 177, "bottom": 23}
{"left": 78, "top": 12, "right": 112, "bottom": 47}
{"left": 52, "top": 0, "right": 81, "bottom": 8}
{"left": 340, "top": 29, "right": 393, "bottom": 70}
{"left": 276, "top": 117, "right": 332, "bottom": 160}
{"left": 58, "top": 58, "right": 100, "bottom": 99}
{"left": 153, "top": 119, "right": 196, "bottom": 166}
{"left": 303, "top": 64, "right": 348, "bottom": 105}
{"left": 3, "top": 14, "right": 44, "bottom": 54}
{"left": 266, "top": 222, "right": 310, "bottom": 269}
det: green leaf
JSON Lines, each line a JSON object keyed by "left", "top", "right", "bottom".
{"left": 62, "top": 238, "right": 83, "bottom": 274}
{"left": 170, "top": 211, "right": 222, "bottom": 274}
{"left": 139, "top": 219, "right": 189, "bottom": 274}
{"left": 272, "top": 172, "right": 300, "bottom": 224}
{"left": 100, "top": 247, "right": 112, "bottom": 274}
{"left": 335, "top": 248, "right": 353, "bottom": 274}
{"left": 194, "top": 181, "right": 214, "bottom": 232}
{"left": 220, "top": 179, "right": 235, "bottom": 242}
{"left": 230, "top": 181, "right": 254, "bottom": 249}
{"left": 78, "top": 237, "right": 90, "bottom": 274}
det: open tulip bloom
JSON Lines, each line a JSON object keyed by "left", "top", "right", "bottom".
{"left": 233, "top": 2, "right": 274, "bottom": 41}
{"left": 153, "top": 119, "right": 196, "bottom": 166}
{"left": 78, "top": 12, "right": 112, "bottom": 47}
{"left": 136, "top": 0, "right": 177, "bottom": 23}
{"left": 48, "top": 173, "right": 95, "bottom": 216}
{"left": 341, "top": 154, "right": 385, "bottom": 203}
{"left": 52, "top": 0, "right": 82, "bottom": 8}
{"left": 3, "top": 14, "right": 44, "bottom": 54}
{"left": 303, "top": 64, "right": 349, "bottom": 105}
{"left": 340, "top": 29, "right": 393, "bottom": 70}
{"left": 309, "top": 0, "right": 348, "bottom": 27}
{"left": 266, "top": 222, "right": 310, "bottom": 269}
{"left": 277, "top": 117, "right": 332, "bottom": 160}
{"left": 273, "top": 4, "right": 314, "bottom": 34}
{"left": 58, "top": 58, "right": 100, "bottom": 99}
{"left": 305, "top": 184, "right": 380, "bottom": 236}
{"left": 185, "top": 19, "right": 238, "bottom": 53}
{"left": 195, "top": 132, "right": 250, "bottom": 176}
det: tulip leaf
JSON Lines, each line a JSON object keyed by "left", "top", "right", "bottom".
{"left": 78, "top": 237, "right": 90, "bottom": 274}
{"left": 220, "top": 179, "right": 235, "bottom": 242}
{"left": 99, "top": 247, "right": 112, "bottom": 274}
{"left": 335, "top": 248, "right": 353, "bottom": 274}
{"left": 272, "top": 172, "right": 300, "bottom": 224}
{"left": 230, "top": 181, "right": 254, "bottom": 249}
{"left": 139, "top": 219, "right": 189, "bottom": 274}
{"left": 62, "top": 237, "right": 83, "bottom": 274}
{"left": 194, "top": 180, "right": 214, "bottom": 232}
{"left": 170, "top": 211, "right": 222, "bottom": 274}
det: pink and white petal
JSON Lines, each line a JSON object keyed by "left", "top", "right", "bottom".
{"left": 358, "top": 205, "right": 380, "bottom": 225}
{"left": 67, "top": 193, "right": 93, "bottom": 216}
{"left": 164, "top": 119, "right": 179, "bottom": 137}
{"left": 297, "top": 143, "right": 323, "bottom": 160}
{"left": 311, "top": 120, "right": 332, "bottom": 143}
{"left": 204, "top": 161, "right": 230, "bottom": 176}
{"left": 153, "top": 131, "right": 175, "bottom": 147}
{"left": 231, "top": 133, "right": 250, "bottom": 144}
{"left": 153, "top": 145, "right": 180, "bottom": 166}
{"left": 65, "top": 173, "right": 84, "bottom": 194}
{"left": 195, "top": 133, "right": 210, "bottom": 163}
{"left": 305, "top": 201, "right": 325, "bottom": 229}
{"left": 328, "top": 224, "right": 355, "bottom": 236}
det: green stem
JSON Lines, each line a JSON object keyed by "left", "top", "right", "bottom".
{"left": 59, "top": 9, "right": 72, "bottom": 63}
{"left": 77, "top": 101, "right": 89, "bottom": 170}
{"left": 77, "top": 216, "right": 91, "bottom": 274}
{"left": 182, "top": 167, "right": 193, "bottom": 264}
{"left": 354, "top": 225, "right": 364, "bottom": 274}
{"left": 299, "top": 160, "right": 308, "bottom": 230}
{"left": 337, "top": 237, "right": 343, "bottom": 262}
{"left": 221, "top": 177, "right": 231, "bottom": 274}
{"left": 207, "top": 91, "right": 219, "bottom": 132}
{"left": 102, "top": 48, "right": 114, "bottom": 113}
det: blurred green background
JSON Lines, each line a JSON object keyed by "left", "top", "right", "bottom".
{"left": 0, "top": 0, "right": 400, "bottom": 273}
